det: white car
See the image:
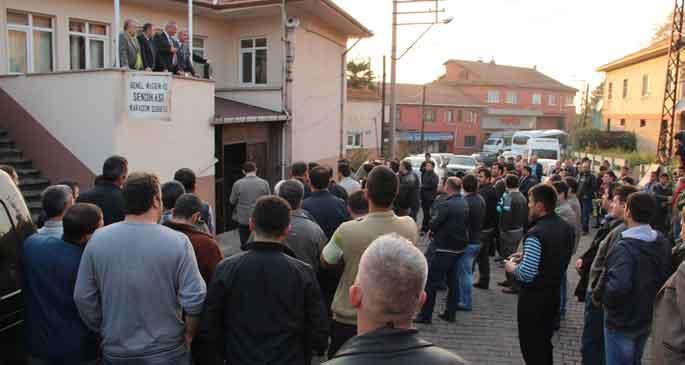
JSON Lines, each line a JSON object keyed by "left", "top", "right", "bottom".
{"left": 445, "top": 155, "right": 478, "bottom": 177}
{"left": 407, "top": 155, "right": 446, "bottom": 181}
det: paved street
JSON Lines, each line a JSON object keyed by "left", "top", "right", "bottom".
{"left": 218, "top": 225, "right": 651, "bottom": 364}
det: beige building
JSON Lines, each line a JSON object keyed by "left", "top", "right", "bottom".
{"left": 345, "top": 87, "right": 382, "bottom": 158}
{"left": 0, "top": 0, "right": 371, "bottom": 232}
{"left": 597, "top": 40, "right": 669, "bottom": 151}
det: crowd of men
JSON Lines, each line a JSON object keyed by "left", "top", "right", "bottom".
{"left": 10, "top": 148, "right": 685, "bottom": 365}
{"left": 118, "top": 19, "right": 208, "bottom": 76}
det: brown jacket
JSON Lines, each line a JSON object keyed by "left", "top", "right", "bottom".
{"left": 164, "top": 221, "right": 223, "bottom": 284}
{"left": 653, "top": 261, "right": 685, "bottom": 365}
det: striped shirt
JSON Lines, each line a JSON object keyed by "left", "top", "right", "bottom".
{"left": 514, "top": 236, "right": 542, "bottom": 283}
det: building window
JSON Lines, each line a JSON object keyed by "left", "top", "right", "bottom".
{"left": 642, "top": 75, "right": 650, "bottom": 96}
{"left": 457, "top": 110, "right": 463, "bottom": 122}
{"left": 565, "top": 95, "right": 574, "bottom": 106}
{"left": 423, "top": 109, "right": 435, "bottom": 122}
{"left": 548, "top": 95, "right": 557, "bottom": 106}
{"left": 465, "top": 111, "right": 476, "bottom": 124}
{"left": 487, "top": 90, "right": 499, "bottom": 103}
{"left": 347, "top": 132, "right": 362, "bottom": 148}
{"left": 506, "top": 91, "right": 518, "bottom": 104}
{"left": 464, "top": 136, "right": 476, "bottom": 147}
{"left": 608, "top": 82, "right": 613, "bottom": 100}
{"left": 622, "top": 79, "right": 628, "bottom": 98}
{"left": 69, "top": 20, "right": 108, "bottom": 70}
{"left": 532, "top": 93, "right": 542, "bottom": 105}
{"left": 193, "top": 37, "right": 206, "bottom": 59}
{"left": 620, "top": 118, "right": 626, "bottom": 126}
{"left": 240, "top": 37, "right": 267, "bottom": 84}
{"left": 446, "top": 110, "right": 454, "bottom": 123}
{"left": 640, "top": 119, "right": 646, "bottom": 128}
{"left": 7, "top": 11, "right": 54, "bottom": 73}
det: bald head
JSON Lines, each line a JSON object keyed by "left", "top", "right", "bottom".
{"left": 354, "top": 234, "right": 427, "bottom": 325}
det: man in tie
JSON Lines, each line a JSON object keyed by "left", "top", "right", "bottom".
{"left": 153, "top": 21, "right": 180, "bottom": 73}
{"left": 118, "top": 19, "right": 143, "bottom": 70}
{"left": 137, "top": 22, "right": 156, "bottom": 71}
{"left": 176, "top": 30, "right": 209, "bottom": 77}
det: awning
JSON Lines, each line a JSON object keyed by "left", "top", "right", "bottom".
{"left": 399, "top": 131, "right": 454, "bottom": 142}
{"left": 485, "top": 108, "right": 544, "bottom": 117}
{"left": 213, "top": 97, "right": 289, "bottom": 124}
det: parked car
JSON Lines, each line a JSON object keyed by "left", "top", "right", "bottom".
{"left": 0, "top": 170, "right": 36, "bottom": 363}
{"left": 445, "top": 155, "right": 478, "bottom": 177}
{"left": 471, "top": 152, "right": 498, "bottom": 166}
{"left": 407, "top": 155, "right": 446, "bottom": 181}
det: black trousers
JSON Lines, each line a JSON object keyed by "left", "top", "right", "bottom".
{"left": 238, "top": 224, "right": 250, "bottom": 249}
{"left": 518, "top": 287, "right": 560, "bottom": 365}
{"left": 328, "top": 320, "right": 357, "bottom": 358}
{"left": 475, "top": 229, "right": 495, "bottom": 286}
{"left": 421, "top": 198, "right": 434, "bottom": 231}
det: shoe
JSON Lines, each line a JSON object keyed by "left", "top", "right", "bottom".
{"left": 502, "top": 287, "right": 519, "bottom": 294}
{"left": 473, "top": 282, "right": 489, "bottom": 290}
{"left": 438, "top": 313, "right": 456, "bottom": 323}
{"left": 413, "top": 317, "right": 432, "bottom": 324}
{"left": 497, "top": 280, "right": 511, "bottom": 287}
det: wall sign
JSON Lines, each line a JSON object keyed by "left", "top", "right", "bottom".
{"left": 127, "top": 73, "right": 172, "bottom": 120}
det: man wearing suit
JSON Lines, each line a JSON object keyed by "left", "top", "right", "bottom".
{"left": 177, "top": 30, "right": 209, "bottom": 77}
{"left": 118, "top": 19, "right": 143, "bottom": 70}
{"left": 137, "top": 23, "right": 156, "bottom": 71}
{"left": 153, "top": 21, "right": 180, "bottom": 72}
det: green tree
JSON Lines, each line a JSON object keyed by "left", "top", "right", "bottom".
{"left": 577, "top": 81, "right": 604, "bottom": 127}
{"left": 347, "top": 60, "right": 376, "bottom": 89}
{"left": 653, "top": 10, "right": 675, "bottom": 42}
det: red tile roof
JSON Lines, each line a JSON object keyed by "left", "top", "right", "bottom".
{"left": 439, "top": 59, "right": 577, "bottom": 92}
{"left": 596, "top": 40, "right": 669, "bottom": 72}
{"left": 388, "top": 83, "right": 484, "bottom": 107}
{"left": 215, "top": 97, "right": 284, "bottom": 118}
{"left": 347, "top": 87, "right": 381, "bottom": 101}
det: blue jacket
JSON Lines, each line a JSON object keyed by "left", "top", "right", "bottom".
{"left": 22, "top": 234, "right": 98, "bottom": 363}
{"left": 303, "top": 190, "right": 350, "bottom": 239}
{"left": 429, "top": 194, "right": 470, "bottom": 252}
{"left": 603, "top": 225, "right": 672, "bottom": 335}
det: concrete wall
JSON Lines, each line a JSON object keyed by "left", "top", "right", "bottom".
{"left": 345, "top": 99, "right": 382, "bottom": 154}
{"left": 290, "top": 16, "right": 345, "bottom": 165}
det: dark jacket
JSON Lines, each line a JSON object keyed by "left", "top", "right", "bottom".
{"left": 201, "top": 242, "right": 329, "bottom": 365}
{"left": 77, "top": 181, "right": 125, "bottom": 225}
{"left": 577, "top": 171, "right": 598, "bottom": 200}
{"left": 397, "top": 172, "right": 420, "bottom": 211}
{"left": 479, "top": 183, "right": 499, "bottom": 230}
{"left": 137, "top": 33, "right": 155, "bottom": 70}
{"left": 530, "top": 162, "right": 543, "bottom": 178}
{"left": 420, "top": 170, "right": 439, "bottom": 203}
{"left": 303, "top": 190, "right": 350, "bottom": 239}
{"left": 430, "top": 194, "right": 469, "bottom": 252}
{"left": 603, "top": 227, "right": 672, "bottom": 334}
{"left": 178, "top": 43, "right": 208, "bottom": 76}
{"left": 574, "top": 216, "right": 622, "bottom": 301}
{"left": 325, "top": 327, "right": 467, "bottom": 365}
{"left": 153, "top": 32, "right": 179, "bottom": 72}
{"left": 498, "top": 190, "right": 528, "bottom": 232}
{"left": 520, "top": 213, "right": 575, "bottom": 291}
{"left": 163, "top": 221, "right": 223, "bottom": 284}
{"left": 651, "top": 183, "right": 673, "bottom": 233}
{"left": 519, "top": 175, "right": 538, "bottom": 199}
{"left": 465, "top": 193, "right": 486, "bottom": 242}
{"left": 294, "top": 177, "right": 312, "bottom": 199}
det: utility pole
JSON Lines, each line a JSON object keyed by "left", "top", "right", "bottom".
{"left": 380, "top": 55, "right": 387, "bottom": 158}
{"left": 582, "top": 82, "right": 590, "bottom": 128}
{"left": 420, "top": 84, "right": 427, "bottom": 152}
{"left": 386, "top": 0, "right": 452, "bottom": 160}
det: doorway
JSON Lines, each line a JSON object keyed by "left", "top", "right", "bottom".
{"left": 222, "top": 143, "right": 246, "bottom": 232}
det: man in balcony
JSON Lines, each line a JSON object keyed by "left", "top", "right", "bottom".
{"left": 154, "top": 21, "right": 180, "bottom": 73}
{"left": 138, "top": 23, "right": 156, "bottom": 71}
{"left": 118, "top": 19, "right": 144, "bottom": 71}
{"left": 177, "top": 30, "right": 209, "bottom": 77}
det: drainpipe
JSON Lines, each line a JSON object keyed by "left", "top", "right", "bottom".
{"left": 281, "top": 0, "right": 291, "bottom": 179}
{"left": 340, "top": 38, "right": 362, "bottom": 159}
{"left": 188, "top": 0, "right": 193, "bottom": 59}
{"left": 114, "top": 0, "right": 120, "bottom": 68}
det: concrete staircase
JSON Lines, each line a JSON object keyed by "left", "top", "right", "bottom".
{"left": 0, "top": 129, "right": 50, "bottom": 221}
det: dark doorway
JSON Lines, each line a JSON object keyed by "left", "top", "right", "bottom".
{"left": 222, "top": 143, "right": 246, "bottom": 232}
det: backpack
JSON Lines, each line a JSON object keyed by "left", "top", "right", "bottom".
{"left": 652, "top": 263, "right": 685, "bottom": 364}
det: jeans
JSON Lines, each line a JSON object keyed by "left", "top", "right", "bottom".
{"left": 674, "top": 216, "right": 682, "bottom": 242}
{"left": 581, "top": 291, "right": 605, "bottom": 365}
{"left": 475, "top": 230, "right": 495, "bottom": 286}
{"left": 418, "top": 251, "right": 461, "bottom": 320}
{"left": 581, "top": 197, "right": 594, "bottom": 233}
{"left": 104, "top": 344, "right": 191, "bottom": 365}
{"left": 604, "top": 325, "right": 649, "bottom": 365}
{"left": 455, "top": 243, "right": 480, "bottom": 310}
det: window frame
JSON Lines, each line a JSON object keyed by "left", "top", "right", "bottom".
{"left": 68, "top": 19, "right": 109, "bottom": 71}
{"left": 506, "top": 91, "right": 518, "bottom": 104}
{"left": 565, "top": 95, "right": 574, "bottom": 106}
{"left": 487, "top": 90, "right": 500, "bottom": 103}
{"left": 620, "top": 118, "right": 626, "bottom": 126}
{"left": 464, "top": 135, "right": 476, "bottom": 147}
{"left": 346, "top": 132, "right": 362, "bottom": 149}
{"left": 239, "top": 36, "right": 268, "bottom": 85}
{"left": 548, "top": 94, "right": 557, "bottom": 106}
{"left": 7, "top": 10, "right": 55, "bottom": 74}
{"left": 532, "top": 93, "right": 542, "bottom": 105}
{"left": 446, "top": 110, "right": 454, "bottom": 124}
{"left": 608, "top": 82, "right": 613, "bottom": 100}
{"left": 640, "top": 119, "right": 646, "bottom": 128}
{"left": 622, "top": 79, "right": 628, "bottom": 99}
{"left": 641, "top": 74, "right": 650, "bottom": 97}
{"left": 423, "top": 108, "right": 435, "bottom": 122}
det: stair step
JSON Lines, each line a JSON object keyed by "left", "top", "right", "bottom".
{"left": 17, "top": 168, "right": 40, "bottom": 178}
{"left": 0, "top": 148, "right": 22, "bottom": 158}
{"left": 0, "top": 129, "right": 8, "bottom": 137}
{"left": 21, "top": 189, "right": 42, "bottom": 201}
{"left": 26, "top": 200, "right": 42, "bottom": 212}
{"left": 0, "top": 157, "right": 32, "bottom": 169}
{"left": 19, "top": 177, "right": 49, "bottom": 190}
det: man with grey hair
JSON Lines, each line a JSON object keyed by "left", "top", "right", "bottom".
{"left": 118, "top": 19, "right": 143, "bottom": 70}
{"left": 38, "top": 185, "right": 75, "bottom": 238}
{"left": 325, "top": 234, "right": 466, "bottom": 364}
{"left": 278, "top": 179, "right": 327, "bottom": 271}
{"left": 154, "top": 21, "right": 180, "bottom": 72}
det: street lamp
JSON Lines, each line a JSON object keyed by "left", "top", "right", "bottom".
{"left": 387, "top": 1, "right": 451, "bottom": 159}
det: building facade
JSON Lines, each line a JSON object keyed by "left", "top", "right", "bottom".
{"left": 345, "top": 87, "right": 382, "bottom": 159}
{"left": 436, "top": 59, "right": 577, "bottom": 138}
{"left": 596, "top": 41, "right": 669, "bottom": 152}
{"left": 0, "top": 0, "right": 371, "bottom": 232}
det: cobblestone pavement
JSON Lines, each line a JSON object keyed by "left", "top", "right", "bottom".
{"left": 218, "top": 226, "right": 653, "bottom": 364}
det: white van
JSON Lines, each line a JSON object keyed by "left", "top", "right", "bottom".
{"left": 528, "top": 138, "right": 560, "bottom": 174}
{"left": 511, "top": 129, "right": 568, "bottom": 157}
{"left": 482, "top": 132, "right": 513, "bottom": 153}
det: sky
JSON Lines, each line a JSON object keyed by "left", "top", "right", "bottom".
{"left": 335, "top": 0, "right": 674, "bottom": 94}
